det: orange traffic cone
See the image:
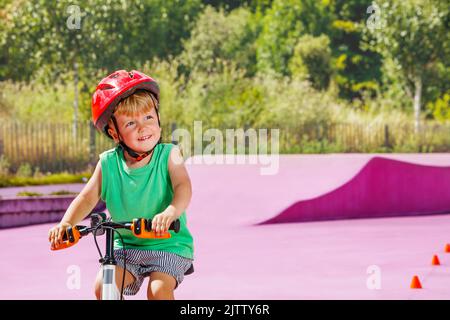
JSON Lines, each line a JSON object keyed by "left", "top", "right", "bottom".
{"left": 410, "top": 275, "right": 422, "bottom": 289}
{"left": 432, "top": 255, "right": 441, "bottom": 266}
{"left": 445, "top": 244, "right": 450, "bottom": 253}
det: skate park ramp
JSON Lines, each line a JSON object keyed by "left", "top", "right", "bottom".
{"left": 186, "top": 153, "right": 450, "bottom": 226}
{"left": 262, "top": 156, "right": 450, "bottom": 224}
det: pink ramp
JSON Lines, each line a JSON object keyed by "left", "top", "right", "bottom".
{"left": 186, "top": 154, "right": 450, "bottom": 226}
{"left": 262, "top": 157, "right": 450, "bottom": 224}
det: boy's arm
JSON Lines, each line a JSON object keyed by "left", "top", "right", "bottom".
{"left": 166, "top": 145, "right": 192, "bottom": 219}
{"left": 149, "top": 146, "right": 193, "bottom": 235}
{"left": 49, "top": 160, "right": 102, "bottom": 248}
{"left": 61, "top": 160, "right": 102, "bottom": 226}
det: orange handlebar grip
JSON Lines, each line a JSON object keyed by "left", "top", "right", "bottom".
{"left": 131, "top": 218, "right": 172, "bottom": 239}
{"left": 51, "top": 227, "right": 81, "bottom": 251}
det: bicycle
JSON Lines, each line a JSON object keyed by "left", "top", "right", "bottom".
{"left": 51, "top": 212, "right": 194, "bottom": 300}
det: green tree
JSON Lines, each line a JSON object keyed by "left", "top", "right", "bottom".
{"left": 364, "top": 0, "right": 449, "bottom": 132}
{"left": 289, "top": 34, "right": 333, "bottom": 90}
{"left": 328, "top": 0, "right": 382, "bottom": 100}
{"left": 255, "top": 0, "right": 332, "bottom": 76}
{"left": 180, "top": 5, "right": 259, "bottom": 77}
{"left": 0, "top": 0, "right": 202, "bottom": 125}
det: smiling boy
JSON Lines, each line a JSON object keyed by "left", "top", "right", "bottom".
{"left": 48, "top": 70, "right": 194, "bottom": 300}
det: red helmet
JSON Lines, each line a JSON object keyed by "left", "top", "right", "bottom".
{"left": 91, "top": 70, "right": 160, "bottom": 137}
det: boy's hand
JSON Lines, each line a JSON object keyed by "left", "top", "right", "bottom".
{"left": 48, "top": 222, "right": 72, "bottom": 249}
{"left": 151, "top": 208, "right": 177, "bottom": 237}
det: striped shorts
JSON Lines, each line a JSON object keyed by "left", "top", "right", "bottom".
{"left": 113, "top": 248, "right": 194, "bottom": 296}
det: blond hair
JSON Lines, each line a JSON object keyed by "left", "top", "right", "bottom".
{"left": 114, "top": 90, "right": 157, "bottom": 117}
{"left": 107, "top": 90, "right": 158, "bottom": 131}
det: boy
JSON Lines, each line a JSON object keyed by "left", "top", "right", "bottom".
{"left": 48, "top": 70, "right": 194, "bottom": 300}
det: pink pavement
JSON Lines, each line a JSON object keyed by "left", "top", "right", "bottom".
{"left": 1, "top": 153, "right": 450, "bottom": 299}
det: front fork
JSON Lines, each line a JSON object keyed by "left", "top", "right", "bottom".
{"left": 102, "top": 264, "right": 120, "bottom": 300}
{"left": 101, "top": 228, "right": 121, "bottom": 300}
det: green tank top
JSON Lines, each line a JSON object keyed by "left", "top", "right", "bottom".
{"left": 99, "top": 143, "right": 194, "bottom": 260}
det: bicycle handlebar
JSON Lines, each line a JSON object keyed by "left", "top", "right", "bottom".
{"left": 51, "top": 216, "right": 180, "bottom": 251}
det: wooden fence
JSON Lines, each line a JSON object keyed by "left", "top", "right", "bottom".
{"left": 1, "top": 120, "right": 450, "bottom": 174}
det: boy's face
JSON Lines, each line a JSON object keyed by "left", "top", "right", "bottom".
{"left": 108, "top": 106, "right": 161, "bottom": 153}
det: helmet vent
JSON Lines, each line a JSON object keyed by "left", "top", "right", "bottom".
{"left": 97, "top": 83, "right": 114, "bottom": 90}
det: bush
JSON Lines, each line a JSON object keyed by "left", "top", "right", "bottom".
{"left": 0, "top": 155, "right": 10, "bottom": 176}
{"left": 16, "top": 163, "right": 32, "bottom": 178}
{"left": 253, "top": 75, "right": 337, "bottom": 129}
{"left": 0, "top": 172, "right": 91, "bottom": 187}
{"left": 49, "top": 190, "right": 79, "bottom": 196}
{"left": 16, "top": 191, "right": 43, "bottom": 197}
{"left": 0, "top": 80, "right": 75, "bottom": 123}
{"left": 428, "top": 93, "right": 450, "bottom": 122}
